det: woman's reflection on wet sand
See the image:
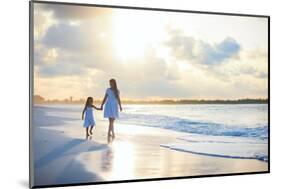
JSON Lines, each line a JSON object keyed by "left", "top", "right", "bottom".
{"left": 107, "top": 135, "right": 114, "bottom": 144}
{"left": 101, "top": 135, "right": 114, "bottom": 171}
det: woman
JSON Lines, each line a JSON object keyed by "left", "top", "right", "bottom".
{"left": 101, "top": 79, "right": 122, "bottom": 138}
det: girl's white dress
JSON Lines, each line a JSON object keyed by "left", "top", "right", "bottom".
{"left": 104, "top": 88, "right": 119, "bottom": 118}
{"left": 83, "top": 106, "right": 96, "bottom": 128}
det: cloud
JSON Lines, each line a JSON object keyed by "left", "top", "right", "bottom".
{"left": 234, "top": 65, "right": 267, "bottom": 79}
{"left": 34, "top": 44, "right": 187, "bottom": 99}
{"left": 35, "top": 9, "right": 117, "bottom": 77}
{"left": 34, "top": 7, "right": 57, "bottom": 41}
{"left": 165, "top": 29, "right": 241, "bottom": 65}
{"left": 227, "top": 49, "right": 268, "bottom": 80}
{"left": 35, "top": 46, "right": 117, "bottom": 78}
{"left": 35, "top": 3, "right": 112, "bottom": 21}
{"left": 164, "top": 29, "right": 268, "bottom": 84}
{"left": 42, "top": 23, "right": 91, "bottom": 51}
{"left": 95, "top": 47, "right": 185, "bottom": 99}
{"left": 200, "top": 37, "right": 240, "bottom": 65}
{"left": 38, "top": 64, "right": 86, "bottom": 77}
{"left": 41, "top": 14, "right": 113, "bottom": 51}
{"left": 255, "top": 71, "right": 268, "bottom": 79}
{"left": 165, "top": 30, "right": 196, "bottom": 60}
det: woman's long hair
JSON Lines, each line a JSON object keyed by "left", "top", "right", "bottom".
{"left": 110, "top": 79, "right": 119, "bottom": 99}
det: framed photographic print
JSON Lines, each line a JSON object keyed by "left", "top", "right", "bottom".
{"left": 29, "top": 0, "right": 270, "bottom": 188}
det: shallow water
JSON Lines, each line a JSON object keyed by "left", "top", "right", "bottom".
{"left": 34, "top": 104, "right": 268, "bottom": 162}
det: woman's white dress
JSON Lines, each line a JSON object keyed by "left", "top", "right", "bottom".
{"left": 104, "top": 88, "right": 119, "bottom": 118}
{"left": 83, "top": 106, "right": 96, "bottom": 128}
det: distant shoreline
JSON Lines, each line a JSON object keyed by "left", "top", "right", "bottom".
{"left": 34, "top": 99, "right": 268, "bottom": 105}
{"left": 34, "top": 95, "right": 268, "bottom": 105}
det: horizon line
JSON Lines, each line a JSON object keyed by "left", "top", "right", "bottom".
{"left": 33, "top": 95, "right": 268, "bottom": 102}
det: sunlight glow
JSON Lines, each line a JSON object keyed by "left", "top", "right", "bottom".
{"left": 112, "top": 10, "right": 166, "bottom": 61}
{"left": 110, "top": 142, "right": 135, "bottom": 179}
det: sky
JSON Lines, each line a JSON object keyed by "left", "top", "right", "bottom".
{"left": 33, "top": 3, "right": 268, "bottom": 100}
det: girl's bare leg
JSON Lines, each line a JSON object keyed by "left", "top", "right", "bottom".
{"left": 86, "top": 127, "right": 89, "bottom": 139}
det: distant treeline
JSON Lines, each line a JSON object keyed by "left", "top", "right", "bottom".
{"left": 34, "top": 95, "right": 268, "bottom": 105}
{"left": 145, "top": 99, "right": 268, "bottom": 104}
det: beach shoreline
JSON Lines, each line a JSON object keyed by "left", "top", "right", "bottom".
{"left": 32, "top": 105, "right": 268, "bottom": 186}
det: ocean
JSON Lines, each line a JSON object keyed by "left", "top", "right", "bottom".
{"left": 34, "top": 104, "right": 268, "bottom": 162}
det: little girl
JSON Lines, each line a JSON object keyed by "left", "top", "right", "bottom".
{"left": 82, "top": 97, "right": 102, "bottom": 139}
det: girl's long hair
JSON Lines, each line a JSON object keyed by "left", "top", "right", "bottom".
{"left": 110, "top": 79, "right": 119, "bottom": 99}
{"left": 84, "top": 97, "right": 93, "bottom": 111}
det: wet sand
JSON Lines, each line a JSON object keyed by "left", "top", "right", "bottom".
{"left": 32, "top": 117, "right": 268, "bottom": 186}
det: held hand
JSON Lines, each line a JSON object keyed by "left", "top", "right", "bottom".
{"left": 101, "top": 106, "right": 103, "bottom": 111}
{"left": 120, "top": 106, "right": 123, "bottom": 112}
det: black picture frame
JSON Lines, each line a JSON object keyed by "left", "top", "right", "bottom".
{"left": 29, "top": 1, "right": 270, "bottom": 188}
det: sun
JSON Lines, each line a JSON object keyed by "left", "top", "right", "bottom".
{"left": 112, "top": 11, "right": 147, "bottom": 60}
{"left": 112, "top": 10, "right": 165, "bottom": 61}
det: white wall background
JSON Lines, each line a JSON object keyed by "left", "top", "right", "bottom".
{"left": 0, "top": 0, "right": 278, "bottom": 188}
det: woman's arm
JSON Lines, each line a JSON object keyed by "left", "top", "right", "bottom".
{"left": 101, "top": 93, "right": 108, "bottom": 110}
{"left": 117, "top": 95, "right": 122, "bottom": 111}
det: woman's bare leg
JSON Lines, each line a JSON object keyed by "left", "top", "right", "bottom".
{"left": 108, "top": 119, "right": 112, "bottom": 137}
{"left": 107, "top": 134, "right": 113, "bottom": 144}
{"left": 89, "top": 125, "right": 94, "bottom": 135}
{"left": 108, "top": 118, "right": 115, "bottom": 137}
{"left": 111, "top": 119, "right": 115, "bottom": 138}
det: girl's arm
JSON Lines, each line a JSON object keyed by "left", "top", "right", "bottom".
{"left": 91, "top": 104, "right": 102, "bottom": 110}
{"left": 82, "top": 108, "right": 86, "bottom": 120}
{"left": 101, "top": 93, "right": 108, "bottom": 110}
